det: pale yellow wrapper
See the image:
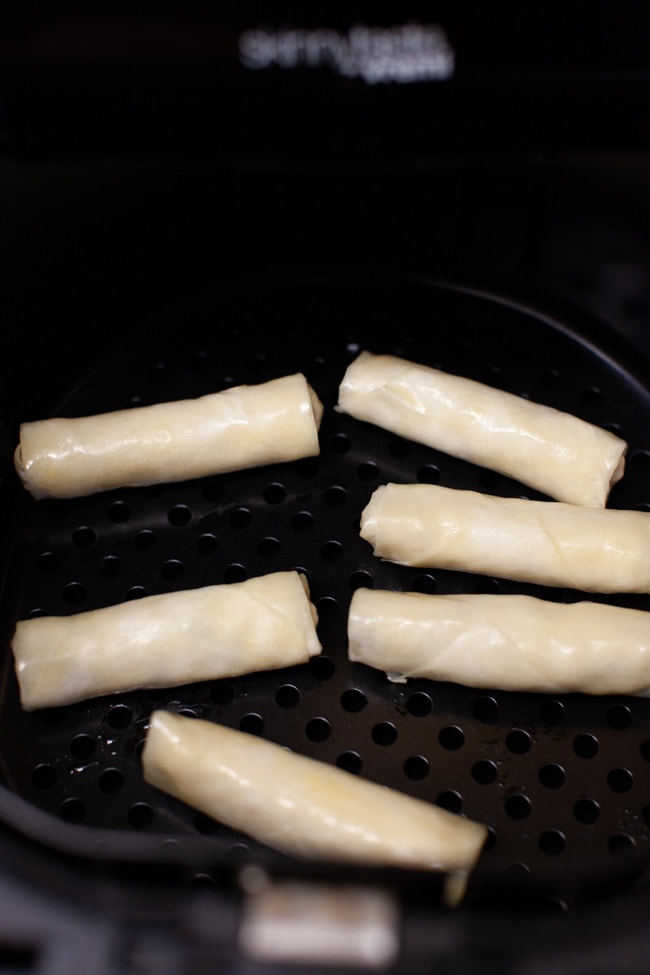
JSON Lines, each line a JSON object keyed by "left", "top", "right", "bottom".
{"left": 142, "top": 710, "right": 488, "bottom": 904}
{"left": 361, "top": 483, "right": 650, "bottom": 594}
{"left": 12, "top": 571, "right": 321, "bottom": 710}
{"left": 348, "top": 587, "right": 650, "bottom": 696}
{"left": 15, "top": 373, "right": 324, "bottom": 499}
{"left": 337, "top": 351, "right": 626, "bottom": 506}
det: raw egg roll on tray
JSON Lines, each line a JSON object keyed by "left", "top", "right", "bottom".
{"left": 141, "top": 710, "right": 489, "bottom": 906}
{"left": 11, "top": 571, "right": 321, "bottom": 711}
{"left": 360, "top": 483, "right": 650, "bottom": 594}
{"left": 15, "top": 372, "right": 324, "bottom": 500}
{"left": 347, "top": 587, "right": 650, "bottom": 697}
{"left": 336, "top": 351, "right": 626, "bottom": 507}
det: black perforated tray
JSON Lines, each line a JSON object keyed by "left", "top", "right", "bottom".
{"left": 2, "top": 268, "right": 650, "bottom": 912}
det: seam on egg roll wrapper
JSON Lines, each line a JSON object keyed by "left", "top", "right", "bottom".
{"left": 14, "top": 373, "right": 324, "bottom": 500}
{"left": 10, "top": 570, "right": 322, "bottom": 711}
{"left": 141, "top": 710, "right": 489, "bottom": 907}
{"left": 360, "top": 482, "right": 650, "bottom": 593}
{"left": 337, "top": 350, "right": 627, "bottom": 507}
{"left": 347, "top": 588, "right": 650, "bottom": 697}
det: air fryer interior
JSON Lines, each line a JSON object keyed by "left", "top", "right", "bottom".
{"left": 1, "top": 268, "right": 650, "bottom": 920}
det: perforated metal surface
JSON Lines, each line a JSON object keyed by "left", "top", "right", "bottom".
{"left": 2, "top": 270, "right": 650, "bottom": 910}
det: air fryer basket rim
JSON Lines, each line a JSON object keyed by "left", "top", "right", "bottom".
{"left": 1, "top": 266, "right": 650, "bottom": 930}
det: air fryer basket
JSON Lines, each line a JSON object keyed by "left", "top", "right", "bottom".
{"left": 1, "top": 269, "right": 650, "bottom": 926}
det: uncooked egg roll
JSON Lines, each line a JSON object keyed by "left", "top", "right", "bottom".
{"left": 348, "top": 587, "right": 650, "bottom": 697}
{"left": 361, "top": 482, "right": 650, "bottom": 594}
{"left": 337, "top": 351, "right": 626, "bottom": 506}
{"left": 15, "top": 373, "right": 324, "bottom": 499}
{"left": 141, "top": 710, "right": 488, "bottom": 905}
{"left": 11, "top": 570, "right": 321, "bottom": 711}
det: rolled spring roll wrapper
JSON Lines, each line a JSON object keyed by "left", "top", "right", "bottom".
{"left": 361, "top": 483, "right": 650, "bottom": 594}
{"left": 15, "top": 373, "right": 324, "bottom": 500}
{"left": 141, "top": 710, "right": 488, "bottom": 905}
{"left": 12, "top": 570, "right": 322, "bottom": 711}
{"left": 348, "top": 587, "right": 650, "bottom": 697}
{"left": 337, "top": 351, "right": 626, "bottom": 507}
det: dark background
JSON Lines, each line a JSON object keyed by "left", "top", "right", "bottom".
{"left": 0, "top": 1, "right": 649, "bottom": 424}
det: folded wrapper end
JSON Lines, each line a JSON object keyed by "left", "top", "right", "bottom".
{"left": 308, "top": 384, "right": 325, "bottom": 429}
{"left": 12, "top": 442, "right": 29, "bottom": 496}
{"left": 443, "top": 869, "right": 471, "bottom": 909}
{"left": 610, "top": 448, "right": 627, "bottom": 491}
